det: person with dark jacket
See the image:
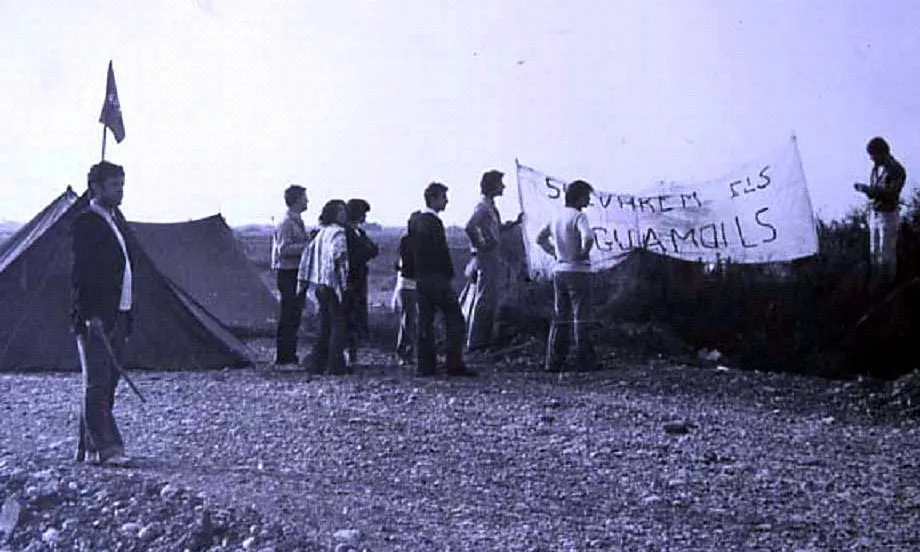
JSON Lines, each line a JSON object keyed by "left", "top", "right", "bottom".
{"left": 406, "top": 182, "right": 475, "bottom": 377}
{"left": 854, "top": 136, "right": 907, "bottom": 287}
{"left": 71, "top": 160, "right": 135, "bottom": 467}
{"left": 343, "top": 199, "right": 379, "bottom": 366}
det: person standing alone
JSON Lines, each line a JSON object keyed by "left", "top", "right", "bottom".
{"left": 71, "top": 160, "right": 135, "bottom": 466}
{"left": 854, "top": 136, "right": 906, "bottom": 289}
{"left": 271, "top": 185, "right": 310, "bottom": 366}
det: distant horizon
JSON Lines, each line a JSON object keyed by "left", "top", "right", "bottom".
{"left": 2, "top": 2, "right": 919, "bottom": 228}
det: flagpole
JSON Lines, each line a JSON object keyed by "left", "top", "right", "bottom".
{"left": 101, "top": 125, "right": 108, "bottom": 161}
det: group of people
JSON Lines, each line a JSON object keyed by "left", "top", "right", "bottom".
{"left": 68, "top": 135, "right": 903, "bottom": 466}
{"left": 271, "top": 169, "right": 600, "bottom": 378}
{"left": 270, "top": 189, "right": 379, "bottom": 375}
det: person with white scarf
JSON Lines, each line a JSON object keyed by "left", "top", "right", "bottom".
{"left": 298, "top": 200, "right": 350, "bottom": 375}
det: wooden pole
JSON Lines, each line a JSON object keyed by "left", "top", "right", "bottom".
{"left": 101, "top": 125, "right": 108, "bottom": 161}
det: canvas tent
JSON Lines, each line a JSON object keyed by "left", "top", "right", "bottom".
{"left": 0, "top": 188, "right": 253, "bottom": 371}
{"left": 129, "top": 215, "right": 277, "bottom": 333}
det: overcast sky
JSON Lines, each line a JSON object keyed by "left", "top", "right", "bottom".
{"left": 2, "top": 0, "right": 919, "bottom": 227}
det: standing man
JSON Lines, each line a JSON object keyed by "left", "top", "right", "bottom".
{"left": 408, "top": 182, "right": 476, "bottom": 377}
{"left": 854, "top": 136, "right": 907, "bottom": 287}
{"left": 463, "top": 169, "right": 523, "bottom": 352}
{"left": 271, "top": 184, "right": 310, "bottom": 366}
{"left": 536, "top": 180, "right": 599, "bottom": 373}
{"left": 343, "top": 198, "right": 379, "bottom": 366}
{"left": 71, "top": 160, "right": 135, "bottom": 466}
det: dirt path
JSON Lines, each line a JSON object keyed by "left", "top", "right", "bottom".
{"left": 2, "top": 346, "right": 919, "bottom": 551}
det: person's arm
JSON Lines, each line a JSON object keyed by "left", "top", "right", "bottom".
{"left": 465, "top": 204, "right": 498, "bottom": 253}
{"left": 536, "top": 222, "right": 555, "bottom": 258}
{"left": 296, "top": 235, "right": 314, "bottom": 295}
{"left": 576, "top": 213, "right": 595, "bottom": 259}
{"left": 876, "top": 163, "right": 907, "bottom": 204}
{"left": 502, "top": 212, "right": 525, "bottom": 230}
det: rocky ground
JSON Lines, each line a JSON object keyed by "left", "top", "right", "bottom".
{"left": 2, "top": 338, "right": 920, "bottom": 551}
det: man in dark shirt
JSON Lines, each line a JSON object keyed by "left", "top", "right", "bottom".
{"left": 343, "top": 198, "right": 379, "bottom": 366}
{"left": 407, "top": 183, "right": 475, "bottom": 377}
{"left": 71, "top": 160, "right": 135, "bottom": 466}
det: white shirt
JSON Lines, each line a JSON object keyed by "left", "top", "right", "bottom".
{"left": 89, "top": 199, "right": 133, "bottom": 311}
{"left": 538, "top": 207, "right": 594, "bottom": 273}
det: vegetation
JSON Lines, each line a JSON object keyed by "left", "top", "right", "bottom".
{"left": 233, "top": 198, "right": 920, "bottom": 382}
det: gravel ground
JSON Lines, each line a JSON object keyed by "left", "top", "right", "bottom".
{"left": 1, "top": 339, "right": 919, "bottom": 551}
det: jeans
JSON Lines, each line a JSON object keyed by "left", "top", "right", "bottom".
{"left": 394, "top": 287, "right": 418, "bottom": 362}
{"left": 275, "top": 269, "right": 305, "bottom": 363}
{"left": 311, "top": 285, "right": 347, "bottom": 374}
{"left": 869, "top": 209, "right": 899, "bottom": 285}
{"left": 417, "top": 276, "right": 465, "bottom": 374}
{"left": 77, "top": 311, "right": 129, "bottom": 460}
{"left": 545, "top": 271, "right": 597, "bottom": 371}
{"left": 464, "top": 253, "right": 500, "bottom": 351}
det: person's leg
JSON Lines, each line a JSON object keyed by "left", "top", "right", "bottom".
{"left": 396, "top": 288, "right": 417, "bottom": 364}
{"left": 439, "top": 278, "right": 475, "bottom": 376}
{"left": 465, "top": 255, "right": 499, "bottom": 351}
{"left": 275, "top": 269, "right": 300, "bottom": 364}
{"left": 328, "top": 292, "right": 348, "bottom": 375}
{"left": 569, "top": 272, "right": 598, "bottom": 371}
{"left": 416, "top": 281, "right": 438, "bottom": 375}
{"left": 311, "top": 286, "right": 332, "bottom": 373}
{"left": 880, "top": 211, "right": 900, "bottom": 286}
{"left": 546, "top": 272, "right": 572, "bottom": 372}
{"left": 81, "top": 318, "right": 124, "bottom": 463}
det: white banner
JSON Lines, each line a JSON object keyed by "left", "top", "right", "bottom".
{"left": 516, "top": 137, "right": 819, "bottom": 277}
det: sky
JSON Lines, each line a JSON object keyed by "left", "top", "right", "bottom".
{"left": 2, "top": 0, "right": 920, "bottom": 227}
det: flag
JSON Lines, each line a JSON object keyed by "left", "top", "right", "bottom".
{"left": 99, "top": 60, "right": 125, "bottom": 143}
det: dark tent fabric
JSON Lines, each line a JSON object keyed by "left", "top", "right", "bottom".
{"left": 129, "top": 215, "right": 277, "bottom": 333}
{"left": 0, "top": 189, "right": 253, "bottom": 371}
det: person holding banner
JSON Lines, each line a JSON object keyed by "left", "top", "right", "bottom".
{"left": 71, "top": 161, "right": 135, "bottom": 466}
{"left": 854, "top": 136, "right": 906, "bottom": 287}
{"left": 462, "top": 169, "right": 523, "bottom": 352}
{"left": 536, "top": 180, "right": 599, "bottom": 373}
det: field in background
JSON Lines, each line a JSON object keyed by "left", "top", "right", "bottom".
{"left": 234, "top": 224, "right": 473, "bottom": 309}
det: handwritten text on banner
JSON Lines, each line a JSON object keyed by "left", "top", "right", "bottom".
{"left": 516, "top": 137, "right": 819, "bottom": 276}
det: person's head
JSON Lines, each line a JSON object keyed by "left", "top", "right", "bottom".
{"left": 867, "top": 136, "right": 891, "bottom": 165}
{"left": 318, "top": 199, "right": 347, "bottom": 226}
{"left": 87, "top": 161, "right": 125, "bottom": 208}
{"left": 346, "top": 199, "right": 371, "bottom": 224}
{"left": 480, "top": 170, "right": 505, "bottom": 198}
{"left": 565, "top": 180, "right": 594, "bottom": 210}
{"left": 424, "top": 182, "right": 449, "bottom": 212}
{"left": 283, "top": 185, "right": 308, "bottom": 213}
